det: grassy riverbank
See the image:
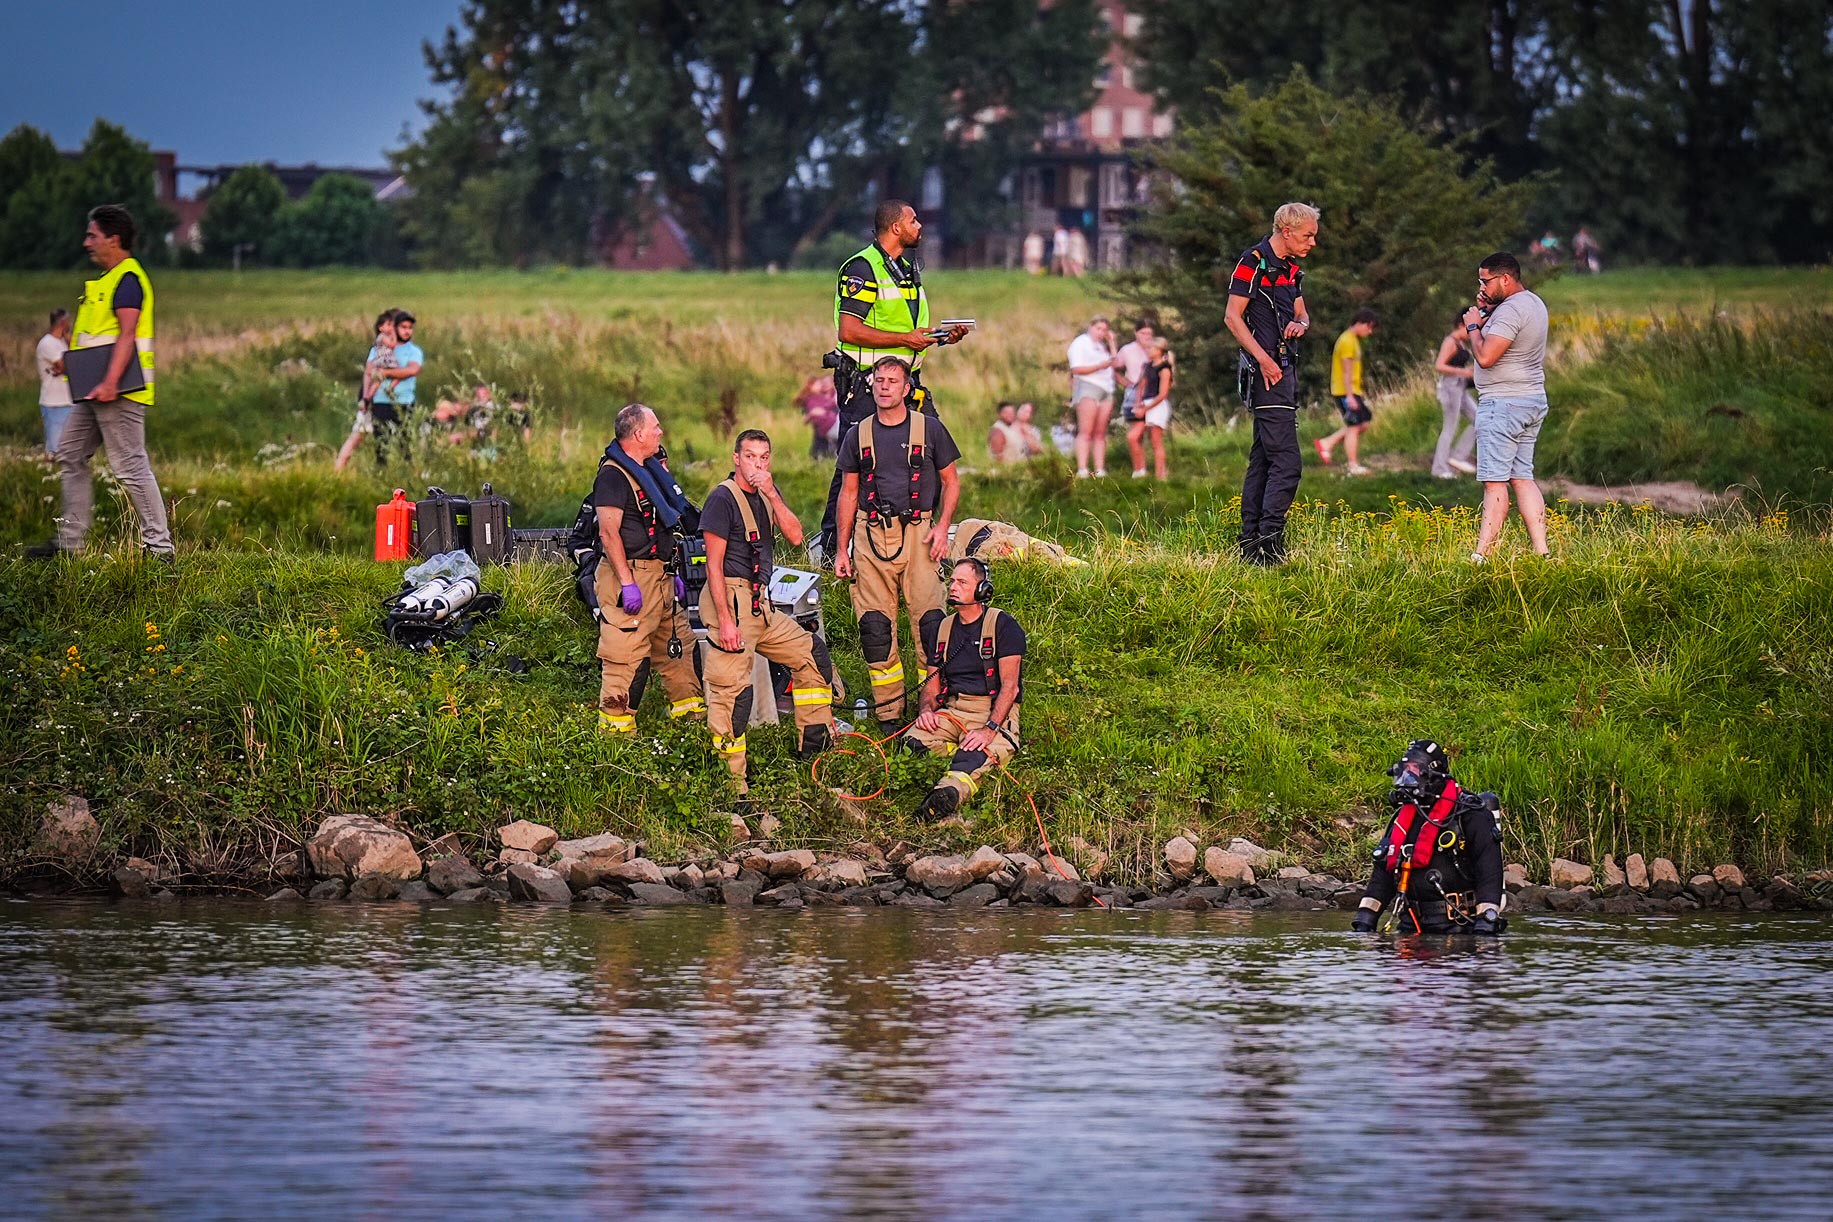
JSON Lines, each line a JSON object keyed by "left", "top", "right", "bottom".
{"left": 3, "top": 266, "right": 1830, "bottom": 881}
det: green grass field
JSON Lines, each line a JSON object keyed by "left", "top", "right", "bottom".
{"left": 2, "top": 266, "right": 1830, "bottom": 882}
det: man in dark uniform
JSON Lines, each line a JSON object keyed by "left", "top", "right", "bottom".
{"left": 1224, "top": 202, "right": 1317, "bottom": 565}
{"left": 699, "top": 428, "right": 838, "bottom": 809}
{"left": 1352, "top": 739, "right": 1507, "bottom": 936}
{"left": 899, "top": 557, "right": 1026, "bottom": 823}
{"left": 818, "top": 199, "right": 968, "bottom": 560}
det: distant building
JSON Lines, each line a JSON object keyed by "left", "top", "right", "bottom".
{"left": 594, "top": 175, "right": 700, "bottom": 271}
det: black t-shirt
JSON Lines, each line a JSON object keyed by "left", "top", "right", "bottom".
{"left": 112, "top": 271, "right": 145, "bottom": 312}
{"left": 836, "top": 242, "right": 922, "bottom": 326}
{"left": 1229, "top": 239, "right": 1303, "bottom": 405}
{"left": 934, "top": 610, "right": 1026, "bottom": 697}
{"left": 1141, "top": 358, "right": 1170, "bottom": 401}
{"left": 592, "top": 460, "right": 676, "bottom": 561}
{"left": 700, "top": 481, "right": 774, "bottom": 580}
{"left": 838, "top": 411, "right": 961, "bottom": 518}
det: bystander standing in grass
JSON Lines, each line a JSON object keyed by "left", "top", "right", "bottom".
{"left": 334, "top": 309, "right": 398, "bottom": 472}
{"left": 1465, "top": 252, "right": 1551, "bottom": 560}
{"left": 370, "top": 310, "right": 423, "bottom": 462}
{"left": 36, "top": 308, "right": 73, "bottom": 456}
{"left": 1430, "top": 314, "right": 1479, "bottom": 478}
{"left": 1067, "top": 316, "right": 1120, "bottom": 478}
{"left": 1115, "top": 320, "right": 1154, "bottom": 427}
{"left": 1315, "top": 309, "right": 1378, "bottom": 475}
{"left": 1127, "top": 336, "right": 1174, "bottom": 481}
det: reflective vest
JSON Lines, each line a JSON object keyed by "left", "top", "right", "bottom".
{"left": 74, "top": 256, "right": 155, "bottom": 406}
{"left": 834, "top": 242, "right": 930, "bottom": 369}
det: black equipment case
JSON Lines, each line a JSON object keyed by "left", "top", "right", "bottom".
{"left": 413, "top": 487, "right": 471, "bottom": 557}
{"left": 470, "top": 482, "right": 514, "bottom": 564}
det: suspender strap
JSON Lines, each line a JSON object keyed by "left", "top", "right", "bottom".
{"left": 932, "top": 608, "right": 1002, "bottom": 705}
{"left": 716, "top": 478, "right": 772, "bottom": 616}
{"left": 859, "top": 413, "right": 927, "bottom": 526}
{"left": 605, "top": 460, "right": 660, "bottom": 558}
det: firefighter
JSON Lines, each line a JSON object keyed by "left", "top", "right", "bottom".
{"left": 898, "top": 558, "right": 1025, "bottom": 823}
{"left": 592, "top": 403, "right": 705, "bottom": 733}
{"left": 1352, "top": 739, "right": 1507, "bottom": 935}
{"left": 833, "top": 356, "right": 963, "bottom": 735}
{"left": 700, "top": 429, "right": 838, "bottom": 810}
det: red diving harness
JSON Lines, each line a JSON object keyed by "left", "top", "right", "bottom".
{"left": 1381, "top": 779, "right": 1463, "bottom": 874}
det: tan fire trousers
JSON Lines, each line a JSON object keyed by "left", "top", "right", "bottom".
{"left": 595, "top": 558, "right": 705, "bottom": 732}
{"left": 702, "top": 585, "right": 836, "bottom": 793}
{"left": 905, "top": 693, "right": 1020, "bottom": 803}
{"left": 850, "top": 515, "right": 945, "bottom": 724}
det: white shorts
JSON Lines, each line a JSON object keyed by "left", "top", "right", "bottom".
{"left": 1071, "top": 378, "right": 1113, "bottom": 406}
{"left": 1144, "top": 399, "right": 1171, "bottom": 428}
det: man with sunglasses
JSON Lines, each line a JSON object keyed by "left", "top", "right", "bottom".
{"left": 1462, "top": 252, "right": 1550, "bottom": 562}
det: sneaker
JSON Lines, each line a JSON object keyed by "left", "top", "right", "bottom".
{"left": 1469, "top": 551, "right": 1487, "bottom": 564}
{"left": 1131, "top": 469, "right": 1148, "bottom": 479}
{"left": 1313, "top": 438, "right": 1332, "bottom": 465}
{"left": 1347, "top": 463, "right": 1371, "bottom": 476}
{"left": 1093, "top": 468, "right": 1108, "bottom": 478}
{"left": 1076, "top": 469, "right": 1091, "bottom": 479}
{"left": 1432, "top": 469, "right": 1456, "bottom": 480}
{"left": 1448, "top": 458, "right": 1477, "bottom": 475}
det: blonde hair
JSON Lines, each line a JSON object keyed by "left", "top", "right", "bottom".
{"left": 1273, "top": 202, "right": 1320, "bottom": 233}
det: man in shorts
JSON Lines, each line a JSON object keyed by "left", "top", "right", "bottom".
{"left": 1315, "top": 309, "right": 1378, "bottom": 475}
{"left": 1463, "top": 252, "right": 1551, "bottom": 561}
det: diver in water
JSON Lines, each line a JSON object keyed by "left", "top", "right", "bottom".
{"left": 1352, "top": 739, "right": 1506, "bottom": 936}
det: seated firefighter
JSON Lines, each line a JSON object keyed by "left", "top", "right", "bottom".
{"left": 898, "top": 558, "right": 1025, "bottom": 822}
{"left": 590, "top": 403, "right": 706, "bottom": 733}
{"left": 1352, "top": 739, "right": 1506, "bottom": 936}
{"left": 700, "top": 429, "right": 838, "bottom": 811}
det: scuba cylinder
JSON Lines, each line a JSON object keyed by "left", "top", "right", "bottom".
{"left": 398, "top": 577, "right": 449, "bottom": 613}
{"left": 375, "top": 489, "right": 414, "bottom": 561}
{"left": 428, "top": 576, "right": 479, "bottom": 620}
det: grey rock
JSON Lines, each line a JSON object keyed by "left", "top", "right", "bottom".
{"left": 721, "top": 879, "right": 761, "bottom": 907}
{"left": 675, "top": 864, "right": 706, "bottom": 890}
{"left": 1275, "top": 865, "right": 1310, "bottom": 879}
{"left": 814, "top": 859, "right": 870, "bottom": 889}
{"left": 265, "top": 887, "right": 303, "bottom": 902}
{"left": 1549, "top": 858, "right": 1593, "bottom": 889}
{"left": 1650, "top": 857, "right": 1683, "bottom": 895}
{"left": 553, "top": 832, "right": 633, "bottom": 862}
{"left": 1204, "top": 847, "right": 1255, "bottom": 888}
{"left": 496, "top": 847, "right": 540, "bottom": 868}
{"left": 905, "top": 854, "right": 973, "bottom": 897}
{"left": 1038, "top": 853, "right": 1081, "bottom": 881}
{"left": 1332, "top": 888, "right": 1364, "bottom": 910}
{"left": 1768, "top": 879, "right": 1806, "bottom": 911}
{"left": 112, "top": 866, "right": 151, "bottom": 898}
{"left": 444, "top": 886, "right": 496, "bottom": 903}
{"left": 601, "top": 858, "right": 667, "bottom": 886}
{"left": 349, "top": 873, "right": 400, "bottom": 901}
{"left": 1225, "top": 837, "right": 1274, "bottom": 871}
{"left": 759, "top": 850, "right": 817, "bottom": 879}
{"left": 1163, "top": 836, "right": 1198, "bottom": 881}
{"left": 628, "top": 882, "right": 698, "bottom": 905}
{"left": 757, "top": 813, "right": 782, "bottom": 838}
{"left": 150, "top": 889, "right": 178, "bottom": 902}
{"left": 1503, "top": 863, "right": 1530, "bottom": 891}
{"left": 497, "top": 819, "right": 559, "bottom": 854}
{"left": 837, "top": 887, "right": 880, "bottom": 906}
{"left": 427, "top": 856, "right": 486, "bottom": 895}
{"left": 506, "top": 863, "right": 572, "bottom": 903}
{"left": 1626, "top": 853, "right": 1650, "bottom": 891}
{"left": 1135, "top": 895, "right": 1187, "bottom": 910}
{"left": 574, "top": 886, "right": 613, "bottom": 902}
{"left": 1045, "top": 879, "right": 1094, "bottom": 907}
{"left": 1264, "top": 891, "right": 1324, "bottom": 912}
{"left": 1687, "top": 875, "right": 1720, "bottom": 905}
{"left": 1712, "top": 863, "right": 1747, "bottom": 890}
{"left": 395, "top": 880, "right": 439, "bottom": 902}
{"left": 307, "top": 878, "right": 348, "bottom": 901}
{"left": 1666, "top": 894, "right": 1700, "bottom": 912}
{"left": 420, "top": 832, "right": 467, "bottom": 863}
{"left": 1298, "top": 875, "right": 1342, "bottom": 901}
{"left": 1600, "top": 855, "right": 1627, "bottom": 893}
{"left": 1599, "top": 895, "right": 1644, "bottom": 914}
{"left": 888, "top": 890, "right": 944, "bottom": 908}
{"left": 947, "top": 883, "right": 1000, "bottom": 908}
{"left": 757, "top": 883, "right": 803, "bottom": 906}
{"left": 1511, "top": 885, "right": 1552, "bottom": 912}
{"left": 306, "top": 815, "right": 423, "bottom": 881}
{"left": 1186, "top": 885, "right": 1236, "bottom": 905}
{"left": 34, "top": 795, "right": 101, "bottom": 862}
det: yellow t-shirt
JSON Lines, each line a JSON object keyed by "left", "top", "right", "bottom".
{"left": 1331, "top": 329, "right": 1363, "bottom": 397}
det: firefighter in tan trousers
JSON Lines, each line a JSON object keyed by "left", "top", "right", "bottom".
{"left": 898, "top": 557, "right": 1026, "bottom": 822}
{"left": 701, "top": 429, "right": 839, "bottom": 811}
{"left": 833, "top": 356, "right": 963, "bottom": 737}
{"left": 593, "top": 404, "right": 706, "bottom": 732}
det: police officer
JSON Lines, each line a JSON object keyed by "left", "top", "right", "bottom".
{"left": 834, "top": 356, "right": 963, "bottom": 735}
{"left": 30, "top": 205, "right": 173, "bottom": 561}
{"left": 899, "top": 558, "right": 1026, "bottom": 823}
{"left": 817, "top": 199, "right": 968, "bottom": 559}
{"left": 1352, "top": 739, "right": 1506, "bottom": 936}
{"left": 592, "top": 403, "right": 706, "bottom": 734}
{"left": 1224, "top": 201, "right": 1317, "bottom": 566}
{"left": 700, "top": 429, "right": 838, "bottom": 809}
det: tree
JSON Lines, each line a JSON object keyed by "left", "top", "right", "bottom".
{"left": 200, "top": 165, "right": 288, "bottom": 264}
{"left": 395, "top": 0, "right": 1101, "bottom": 268}
{"left": 270, "top": 174, "right": 391, "bottom": 267}
{"left": 1121, "top": 72, "right": 1532, "bottom": 419}
{"left": 0, "top": 120, "right": 174, "bottom": 268}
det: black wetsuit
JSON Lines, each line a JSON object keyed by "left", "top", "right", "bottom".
{"left": 1362, "top": 786, "right": 1505, "bottom": 933}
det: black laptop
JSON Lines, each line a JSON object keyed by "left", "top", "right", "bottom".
{"left": 64, "top": 341, "right": 148, "bottom": 401}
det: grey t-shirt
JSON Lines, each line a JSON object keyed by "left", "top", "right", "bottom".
{"left": 1472, "top": 289, "right": 1548, "bottom": 401}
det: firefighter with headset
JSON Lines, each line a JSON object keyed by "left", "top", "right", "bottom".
{"left": 816, "top": 199, "right": 969, "bottom": 560}
{"left": 1352, "top": 739, "right": 1507, "bottom": 935}
{"left": 700, "top": 428, "right": 839, "bottom": 813}
{"left": 834, "top": 356, "right": 963, "bottom": 735}
{"left": 896, "top": 557, "right": 1026, "bottom": 823}
{"left": 590, "top": 403, "right": 706, "bottom": 734}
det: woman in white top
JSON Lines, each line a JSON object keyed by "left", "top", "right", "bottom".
{"left": 1066, "top": 317, "right": 1120, "bottom": 477}
{"left": 36, "top": 308, "right": 73, "bottom": 456}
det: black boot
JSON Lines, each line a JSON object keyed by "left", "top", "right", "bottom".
{"left": 911, "top": 787, "right": 960, "bottom": 823}
{"left": 797, "top": 723, "right": 832, "bottom": 761}
{"left": 878, "top": 719, "right": 905, "bottom": 740}
{"left": 23, "top": 542, "right": 65, "bottom": 560}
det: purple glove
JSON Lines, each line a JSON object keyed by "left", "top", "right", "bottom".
{"left": 673, "top": 574, "right": 687, "bottom": 602}
{"left": 620, "top": 582, "right": 643, "bottom": 614}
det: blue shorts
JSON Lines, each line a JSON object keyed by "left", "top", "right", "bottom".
{"left": 1476, "top": 396, "right": 1549, "bottom": 482}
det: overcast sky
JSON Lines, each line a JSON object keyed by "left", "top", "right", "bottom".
{"left": 1, "top": 0, "right": 465, "bottom": 170}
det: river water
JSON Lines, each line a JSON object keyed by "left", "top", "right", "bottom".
{"left": 1, "top": 900, "right": 1829, "bottom": 1220}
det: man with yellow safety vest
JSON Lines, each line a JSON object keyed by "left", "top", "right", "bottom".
{"left": 816, "top": 199, "right": 968, "bottom": 560}
{"left": 834, "top": 357, "right": 962, "bottom": 736}
{"left": 700, "top": 429, "right": 839, "bottom": 814}
{"left": 30, "top": 205, "right": 173, "bottom": 561}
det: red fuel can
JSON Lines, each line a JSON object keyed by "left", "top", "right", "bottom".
{"left": 375, "top": 488, "right": 415, "bottom": 561}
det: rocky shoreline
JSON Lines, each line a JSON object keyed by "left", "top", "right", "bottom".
{"left": 17, "top": 801, "right": 1833, "bottom": 916}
